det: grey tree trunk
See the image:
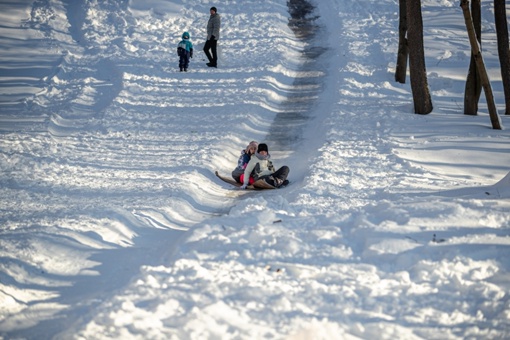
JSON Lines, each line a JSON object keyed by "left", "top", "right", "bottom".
{"left": 494, "top": 0, "right": 510, "bottom": 115}
{"left": 463, "top": 0, "right": 482, "bottom": 115}
{"left": 407, "top": 0, "right": 433, "bottom": 114}
{"left": 460, "top": 0, "right": 502, "bottom": 129}
{"left": 395, "top": 0, "right": 408, "bottom": 84}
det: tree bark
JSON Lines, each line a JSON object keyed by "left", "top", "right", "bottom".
{"left": 395, "top": 0, "right": 408, "bottom": 83}
{"left": 407, "top": 0, "right": 433, "bottom": 114}
{"left": 494, "top": 0, "right": 510, "bottom": 115}
{"left": 463, "top": 0, "right": 482, "bottom": 115}
{"left": 460, "top": 0, "right": 502, "bottom": 129}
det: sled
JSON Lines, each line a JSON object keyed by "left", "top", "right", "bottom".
{"left": 215, "top": 171, "right": 275, "bottom": 190}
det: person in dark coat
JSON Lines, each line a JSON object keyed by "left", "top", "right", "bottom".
{"left": 177, "top": 31, "right": 193, "bottom": 72}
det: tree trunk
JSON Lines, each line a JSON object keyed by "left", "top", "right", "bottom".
{"left": 494, "top": 0, "right": 510, "bottom": 115}
{"left": 463, "top": 0, "right": 482, "bottom": 115}
{"left": 460, "top": 0, "right": 502, "bottom": 129}
{"left": 407, "top": 0, "right": 433, "bottom": 114}
{"left": 395, "top": 0, "right": 408, "bottom": 83}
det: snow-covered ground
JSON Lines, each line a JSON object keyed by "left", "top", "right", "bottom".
{"left": 1, "top": 0, "right": 509, "bottom": 338}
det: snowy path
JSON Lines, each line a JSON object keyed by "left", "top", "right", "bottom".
{"left": 1, "top": 0, "right": 326, "bottom": 337}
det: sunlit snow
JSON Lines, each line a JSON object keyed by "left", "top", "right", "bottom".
{"left": 0, "top": 0, "right": 509, "bottom": 339}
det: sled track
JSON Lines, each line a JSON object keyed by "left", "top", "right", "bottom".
{"left": 266, "top": 0, "right": 327, "bottom": 150}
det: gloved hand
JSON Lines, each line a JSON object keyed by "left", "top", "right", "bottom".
{"left": 210, "top": 35, "right": 215, "bottom": 41}
{"left": 240, "top": 184, "right": 247, "bottom": 190}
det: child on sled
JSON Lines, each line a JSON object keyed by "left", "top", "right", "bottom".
{"left": 232, "top": 141, "right": 258, "bottom": 184}
{"left": 240, "top": 143, "right": 289, "bottom": 189}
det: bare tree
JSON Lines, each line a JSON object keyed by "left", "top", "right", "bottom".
{"left": 395, "top": 0, "right": 408, "bottom": 83}
{"left": 460, "top": 0, "right": 502, "bottom": 129}
{"left": 494, "top": 0, "right": 510, "bottom": 115}
{"left": 407, "top": 0, "right": 433, "bottom": 114}
{"left": 464, "top": 0, "right": 482, "bottom": 115}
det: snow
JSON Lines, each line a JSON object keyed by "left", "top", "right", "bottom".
{"left": 1, "top": 0, "right": 509, "bottom": 338}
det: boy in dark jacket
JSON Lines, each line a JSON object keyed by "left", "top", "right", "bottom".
{"left": 177, "top": 31, "right": 193, "bottom": 72}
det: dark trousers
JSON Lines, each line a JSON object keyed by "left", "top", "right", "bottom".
{"left": 203, "top": 39, "right": 217, "bottom": 65}
{"left": 260, "top": 166, "right": 289, "bottom": 187}
{"left": 179, "top": 51, "right": 190, "bottom": 69}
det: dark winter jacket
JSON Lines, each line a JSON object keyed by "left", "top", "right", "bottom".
{"left": 231, "top": 150, "right": 251, "bottom": 182}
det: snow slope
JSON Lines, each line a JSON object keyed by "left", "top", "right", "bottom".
{"left": 0, "top": 0, "right": 509, "bottom": 339}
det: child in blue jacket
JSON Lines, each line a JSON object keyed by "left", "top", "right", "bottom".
{"left": 177, "top": 32, "right": 193, "bottom": 72}
{"left": 232, "top": 141, "right": 258, "bottom": 183}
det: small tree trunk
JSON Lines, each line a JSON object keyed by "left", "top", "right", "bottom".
{"left": 395, "top": 0, "right": 408, "bottom": 84}
{"left": 464, "top": 0, "right": 482, "bottom": 115}
{"left": 460, "top": 0, "right": 502, "bottom": 129}
{"left": 407, "top": 0, "right": 433, "bottom": 114}
{"left": 494, "top": 0, "right": 510, "bottom": 115}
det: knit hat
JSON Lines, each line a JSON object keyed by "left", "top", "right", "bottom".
{"left": 210, "top": 7, "right": 217, "bottom": 13}
{"left": 182, "top": 32, "right": 190, "bottom": 39}
{"left": 246, "top": 141, "right": 258, "bottom": 152}
{"left": 257, "top": 143, "right": 268, "bottom": 153}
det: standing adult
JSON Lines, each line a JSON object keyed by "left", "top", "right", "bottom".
{"left": 203, "top": 6, "right": 221, "bottom": 68}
